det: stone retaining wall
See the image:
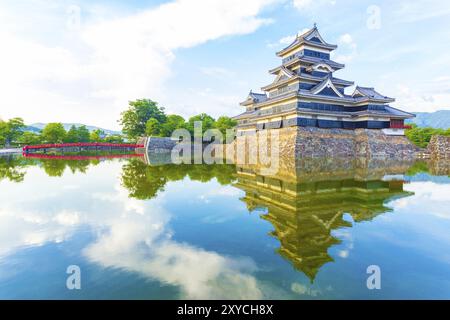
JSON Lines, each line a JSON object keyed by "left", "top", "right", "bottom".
{"left": 427, "top": 135, "right": 450, "bottom": 160}
{"left": 0, "top": 148, "right": 22, "bottom": 155}
{"left": 294, "top": 127, "right": 419, "bottom": 159}
{"left": 231, "top": 127, "right": 420, "bottom": 164}
{"left": 146, "top": 137, "right": 177, "bottom": 153}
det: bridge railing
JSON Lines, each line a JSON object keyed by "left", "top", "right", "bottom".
{"left": 23, "top": 142, "right": 144, "bottom": 152}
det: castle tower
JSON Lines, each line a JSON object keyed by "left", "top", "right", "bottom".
{"left": 234, "top": 25, "right": 414, "bottom": 136}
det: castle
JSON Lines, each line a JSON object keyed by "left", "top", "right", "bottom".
{"left": 234, "top": 25, "right": 414, "bottom": 137}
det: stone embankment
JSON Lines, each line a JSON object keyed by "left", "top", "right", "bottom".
{"left": 136, "top": 137, "right": 177, "bottom": 154}
{"left": 294, "top": 127, "right": 420, "bottom": 158}
{"left": 230, "top": 127, "right": 420, "bottom": 161}
{"left": 0, "top": 148, "right": 22, "bottom": 156}
{"left": 427, "top": 135, "right": 450, "bottom": 160}
{"left": 140, "top": 129, "right": 449, "bottom": 167}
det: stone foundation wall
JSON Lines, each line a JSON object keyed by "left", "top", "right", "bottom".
{"left": 233, "top": 127, "right": 419, "bottom": 161}
{"left": 353, "top": 128, "right": 420, "bottom": 158}
{"left": 292, "top": 127, "right": 419, "bottom": 159}
{"left": 147, "top": 137, "right": 177, "bottom": 153}
{"left": 427, "top": 135, "right": 450, "bottom": 160}
{"left": 295, "top": 127, "right": 355, "bottom": 158}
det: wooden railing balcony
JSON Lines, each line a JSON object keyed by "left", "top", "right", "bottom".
{"left": 390, "top": 123, "right": 412, "bottom": 129}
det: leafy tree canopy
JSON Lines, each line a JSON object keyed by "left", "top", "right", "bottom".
{"left": 41, "top": 123, "right": 66, "bottom": 144}
{"left": 0, "top": 117, "right": 25, "bottom": 146}
{"left": 405, "top": 124, "right": 450, "bottom": 148}
{"left": 187, "top": 113, "right": 215, "bottom": 135}
{"left": 119, "top": 99, "right": 166, "bottom": 140}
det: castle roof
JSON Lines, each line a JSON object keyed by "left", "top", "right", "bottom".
{"left": 239, "top": 91, "right": 268, "bottom": 106}
{"left": 276, "top": 25, "right": 337, "bottom": 57}
{"left": 249, "top": 91, "right": 267, "bottom": 102}
{"left": 271, "top": 56, "right": 345, "bottom": 73}
{"left": 309, "top": 76, "right": 344, "bottom": 97}
{"left": 352, "top": 86, "right": 394, "bottom": 102}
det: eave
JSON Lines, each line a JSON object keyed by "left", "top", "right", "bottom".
{"left": 281, "top": 55, "right": 345, "bottom": 70}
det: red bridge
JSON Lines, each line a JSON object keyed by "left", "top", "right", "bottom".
{"left": 23, "top": 142, "right": 145, "bottom": 154}
{"left": 23, "top": 153, "right": 144, "bottom": 160}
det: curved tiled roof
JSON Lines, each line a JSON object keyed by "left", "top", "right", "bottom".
{"left": 276, "top": 26, "right": 337, "bottom": 56}
{"left": 352, "top": 86, "right": 394, "bottom": 102}
{"left": 249, "top": 91, "right": 267, "bottom": 102}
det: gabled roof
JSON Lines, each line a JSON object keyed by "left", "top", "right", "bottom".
{"left": 261, "top": 67, "right": 296, "bottom": 91}
{"left": 295, "top": 72, "right": 354, "bottom": 87}
{"left": 274, "top": 66, "right": 295, "bottom": 81}
{"left": 383, "top": 105, "right": 415, "bottom": 118}
{"left": 232, "top": 111, "right": 255, "bottom": 120}
{"left": 240, "top": 90, "right": 268, "bottom": 106}
{"left": 279, "top": 55, "right": 345, "bottom": 71}
{"left": 352, "top": 86, "right": 394, "bottom": 102}
{"left": 276, "top": 25, "right": 337, "bottom": 57}
{"left": 249, "top": 91, "right": 268, "bottom": 102}
{"left": 310, "top": 76, "right": 344, "bottom": 98}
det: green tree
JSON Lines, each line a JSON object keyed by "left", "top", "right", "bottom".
{"left": 0, "top": 156, "right": 27, "bottom": 183}
{"left": 65, "top": 125, "right": 79, "bottom": 143}
{"left": 405, "top": 125, "right": 450, "bottom": 148}
{"left": 0, "top": 120, "right": 7, "bottom": 146}
{"left": 90, "top": 129, "right": 105, "bottom": 142}
{"left": 18, "top": 132, "right": 41, "bottom": 145}
{"left": 214, "top": 116, "right": 237, "bottom": 136}
{"left": 104, "top": 134, "right": 124, "bottom": 143}
{"left": 0, "top": 118, "right": 25, "bottom": 146}
{"left": 41, "top": 159, "right": 67, "bottom": 177}
{"left": 187, "top": 113, "right": 215, "bottom": 136}
{"left": 41, "top": 123, "right": 66, "bottom": 143}
{"left": 77, "top": 125, "right": 90, "bottom": 142}
{"left": 145, "top": 118, "right": 162, "bottom": 137}
{"left": 119, "top": 99, "right": 167, "bottom": 140}
{"left": 160, "top": 114, "right": 186, "bottom": 137}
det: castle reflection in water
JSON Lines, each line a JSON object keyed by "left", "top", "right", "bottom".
{"left": 233, "top": 159, "right": 415, "bottom": 281}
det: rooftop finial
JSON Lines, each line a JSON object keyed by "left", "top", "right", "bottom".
{"left": 313, "top": 22, "right": 317, "bottom": 28}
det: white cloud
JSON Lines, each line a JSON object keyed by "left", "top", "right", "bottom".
{"left": 292, "top": 0, "right": 313, "bottom": 10}
{"left": 165, "top": 87, "right": 243, "bottom": 119}
{"left": 394, "top": 84, "right": 450, "bottom": 112}
{"left": 338, "top": 250, "right": 349, "bottom": 258}
{"left": 0, "top": 0, "right": 277, "bottom": 129}
{"left": 292, "top": 0, "right": 336, "bottom": 11}
{"left": 267, "top": 28, "right": 309, "bottom": 48}
{"left": 333, "top": 33, "right": 357, "bottom": 63}
{"left": 390, "top": 181, "right": 450, "bottom": 219}
{"left": 201, "top": 67, "right": 235, "bottom": 78}
{"left": 290, "top": 282, "right": 321, "bottom": 296}
{"left": 338, "top": 33, "right": 355, "bottom": 48}
{"left": 278, "top": 35, "right": 296, "bottom": 45}
{"left": 393, "top": 0, "right": 450, "bottom": 23}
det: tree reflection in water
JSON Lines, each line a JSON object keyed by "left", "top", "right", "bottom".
{"left": 120, "top": 158, "right": 236, "bottom": 200}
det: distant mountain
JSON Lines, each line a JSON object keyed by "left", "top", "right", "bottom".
{"left": 29, "top": 123, "right": 122, "bottom": 135}
{"left": 23, "top": 125, "right": 42, "bottom": 133}
{"left": 406, "top": 110, "right": 450, "bottom": 129}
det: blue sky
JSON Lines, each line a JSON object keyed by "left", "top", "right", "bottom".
{"left": 1, "top": 0, "right": 449, "bottom": 129}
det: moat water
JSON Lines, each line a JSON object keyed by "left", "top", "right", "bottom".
{"left": 0, "top": 154, "right": 449, "bottom": 299}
